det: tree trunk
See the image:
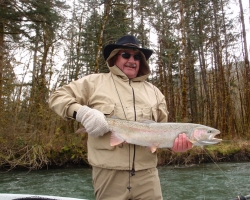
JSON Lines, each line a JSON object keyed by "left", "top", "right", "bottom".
{"left": 239, "top": 0, "right": 250, "bottom": 132}
{"left": 179, "top": 0, "right": 188, "bottom": 121}
{"left": 94, "top": 0, "right": 112, "bottom": 73}
{"left": 0, "top": 21, "right": 3, "bottom": 113}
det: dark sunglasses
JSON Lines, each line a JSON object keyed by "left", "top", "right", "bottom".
{"left": 118, "top": 52, "right": 141, "bottom": 61}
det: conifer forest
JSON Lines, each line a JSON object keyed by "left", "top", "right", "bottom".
{"left": 0, "top": 0, "right": 250, "bottom": 170}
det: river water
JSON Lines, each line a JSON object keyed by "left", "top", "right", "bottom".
{"left": 0, "top": 162, "right": 250, "bottom": 200}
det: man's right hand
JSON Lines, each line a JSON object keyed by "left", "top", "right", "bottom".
{"left": 76, "top": 106, "right": 110, "bottom": 137}
{"left": 171, "top": 133, "right": 193, "bottom": 152}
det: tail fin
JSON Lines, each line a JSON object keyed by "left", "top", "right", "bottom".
{"left": 75, "top": 127, "right": 86, "bottom": 134}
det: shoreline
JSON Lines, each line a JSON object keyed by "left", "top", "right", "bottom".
{"left": 157, "top": 141, "right": 250, "bottom": 166}
{"left": 1, "top": 140, "right": 249, "bottom": 171}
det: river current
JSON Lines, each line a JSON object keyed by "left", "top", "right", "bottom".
{"left": 0, "top": 162, "right": 249, "bottom": 200}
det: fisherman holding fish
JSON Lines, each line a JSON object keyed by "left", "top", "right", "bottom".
{"left": 49, "top": 35, "right": 193, "bottom": 200}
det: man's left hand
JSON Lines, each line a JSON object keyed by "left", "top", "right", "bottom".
{"left": 171, "top": 133, "right": 193, "bottom": 152}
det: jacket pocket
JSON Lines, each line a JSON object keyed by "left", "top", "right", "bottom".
{"left": 88, "top": 132, "right": 115, "bottom": 150}
{"left": 140, "top": 106, "right": 153, "bottom": 120}
{"left": 152, "top": 106, "right": 159, "bottom": 122}
{"left": 136, "top": 106, "right": 158, "bottom": 121}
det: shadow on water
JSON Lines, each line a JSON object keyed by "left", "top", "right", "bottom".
{"left": 0, "top": 162, "right": 250, "bottom": 200}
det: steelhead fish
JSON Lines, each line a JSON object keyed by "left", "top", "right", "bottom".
{"left": 107, "top": 118, "right": 222, "bottom": 153}
{"left": 76, "top": 118, "right": 222, "bottom": 153}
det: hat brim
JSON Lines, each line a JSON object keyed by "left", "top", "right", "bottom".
{"left": 103, "top": 44, "right": 153, "bottom": 61}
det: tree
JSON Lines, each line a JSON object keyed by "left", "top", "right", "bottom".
{"left": 0, "top": 0, "right": 22, "bottom": 121}
{"left": 238, "top": 0, "right": 250, "bottom": 133}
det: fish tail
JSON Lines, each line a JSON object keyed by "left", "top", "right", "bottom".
{"left": 75, "top": 127, "right": 86, "bottom": 134}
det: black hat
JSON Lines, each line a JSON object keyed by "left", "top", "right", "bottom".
{"left": 103, "top": 35, "right": 153, "bottom": 61}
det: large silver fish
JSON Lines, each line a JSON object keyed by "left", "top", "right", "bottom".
{"left": 107, "top": 118, "right": 222, "bottom": 153}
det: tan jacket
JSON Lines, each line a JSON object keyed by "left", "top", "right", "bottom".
{"left": 49, "top": 64, "right": 169, "bottom": 171}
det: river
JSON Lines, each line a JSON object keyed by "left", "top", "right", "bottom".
{"left": 0, "top": 162, "right": 250, "bottom": 200}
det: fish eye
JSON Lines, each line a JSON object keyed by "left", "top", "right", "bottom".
{"left": 207, "top": 130, "right": 212, "bottom": 133}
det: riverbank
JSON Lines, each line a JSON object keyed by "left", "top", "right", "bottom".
{"left": 0, "top": 138, "right": 249, "bottom": 171}
{"left": 157, "top": 139, "right": 250, "bottom": 166}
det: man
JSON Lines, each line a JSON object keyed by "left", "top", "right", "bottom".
{"left": 49, "top": 35, "right": 192, "bottom": 200}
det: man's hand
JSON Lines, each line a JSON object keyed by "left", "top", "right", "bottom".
{"left": 76, "top": 106, "right": 110, "bottom": 138}
{"left": 172, "top": 133, "right": 193, "bottom": 152}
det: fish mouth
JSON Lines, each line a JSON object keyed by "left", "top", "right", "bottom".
{"left": 195, "top": 138, "right": 222, "bottom": 146}
{"left": 191, "top": 132, "right": 222, "bottom": 146}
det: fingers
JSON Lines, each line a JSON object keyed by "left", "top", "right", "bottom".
{"left": 172, "top": 133, "right": 193, "bottom": 152}
{"left": 179, "top": 133, "right": 187, "bottom": 150}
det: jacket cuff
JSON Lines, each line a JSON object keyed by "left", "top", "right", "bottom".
{"left": 67, "top": 103, "right": 82, "bottom": 119}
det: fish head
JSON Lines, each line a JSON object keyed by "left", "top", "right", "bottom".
{"left": 189, "top": 126, "right": 222, "bottom": 146}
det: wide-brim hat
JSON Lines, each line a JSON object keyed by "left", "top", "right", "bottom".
{"left": 103, "top": 35, "right": 153, "bottom": 61}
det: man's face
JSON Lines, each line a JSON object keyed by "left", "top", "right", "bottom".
{"left": 114, "top": 49, "right": 141, "bottom": 79}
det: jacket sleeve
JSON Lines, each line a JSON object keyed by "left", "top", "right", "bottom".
{"left": 48, "top": 77, "right": 93, "bottom": 120}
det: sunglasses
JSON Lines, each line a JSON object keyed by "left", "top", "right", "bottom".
{"left": 118, "top": 52, "right": 141, "bottom": 61}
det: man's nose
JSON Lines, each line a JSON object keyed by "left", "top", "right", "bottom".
{"left": 128, "top": 55, "right": 136, "bottom": 62}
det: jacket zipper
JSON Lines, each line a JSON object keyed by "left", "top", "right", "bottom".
{"left": 111, "top": 74, "right": 137, "bottom": 191}
{"left": 129, "top": 80, "right": 136, "bottom": 175}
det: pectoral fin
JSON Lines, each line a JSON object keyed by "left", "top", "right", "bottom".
{"left": 150, "top": 146, "right": 158, "bottom": 153}
{"left": 110, "top": 132, "right": 125, "bottom": 146}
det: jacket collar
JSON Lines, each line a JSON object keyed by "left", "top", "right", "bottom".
{"left": 108, "top": 65, "right": 150, "bottom": 82}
